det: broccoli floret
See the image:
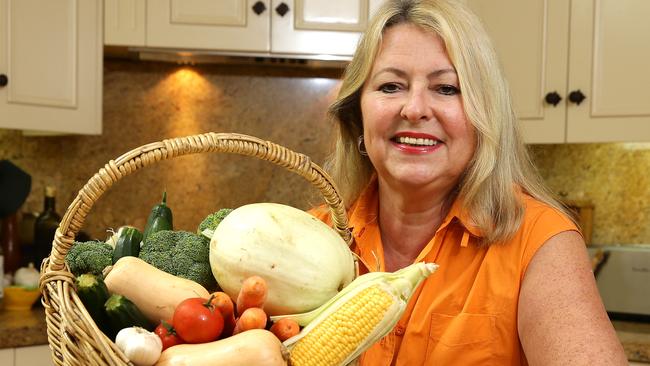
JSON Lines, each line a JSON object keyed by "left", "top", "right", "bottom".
{"left": 197, "top": 208, "right": 233, "bottom": 239}
{"left": 139, "top": 230, "right": 218, "bottom": 291}
{"left": 139, "top": 251, "right": 173, "bottom": 270}
{"left": 65, "top": 240, "right": 113, "bottom": 277}
{"left": 174, "top": 232, "right": 210, "bottom": 262}
{"left": 184, "top": 263, "right": 214, "bottom": 288}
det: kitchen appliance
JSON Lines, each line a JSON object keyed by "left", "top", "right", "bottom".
{"left": 588, "top": 245, "right": 650, "bottom": 320}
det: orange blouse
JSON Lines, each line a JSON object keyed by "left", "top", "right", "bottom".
{"left": 311, "top": 179, "right": 578, "bottom": 365}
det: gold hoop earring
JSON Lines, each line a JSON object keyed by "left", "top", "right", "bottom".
{"left": 357, "top": 135, "right": 368, "bottom": 156}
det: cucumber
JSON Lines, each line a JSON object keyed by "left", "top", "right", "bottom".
{"left": 144, "top": 216, "right": 172, "bottom": 241}
{"left": 76, "top": 273, "right": 112, "bottom": 336}
{"left": 142, "top": 192, "right": 173, "bottom": 243}
{"left": 105, "top": 294, "right": 154, "bottom": 338}
{"left": 112, "top": 226, "right": 143, "bottom": 264}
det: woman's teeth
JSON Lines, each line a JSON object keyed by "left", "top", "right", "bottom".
{"left": 395, "top": 136, "right": 438, "bottom": 146}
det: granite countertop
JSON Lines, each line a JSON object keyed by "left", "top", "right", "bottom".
{"left": 0, "top": 306, "right": 48, "bottom": 348}
{"left": 614, "top": 320, "right": 650, "bottom": 363}
{"left": 1, "top": 306, "right": 649, "bottom": 363}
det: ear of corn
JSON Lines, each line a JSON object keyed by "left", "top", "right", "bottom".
{"left": 271, "top": 262, "right": 438, "bottom": 366}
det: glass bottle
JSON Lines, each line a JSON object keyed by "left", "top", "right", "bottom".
{"left": 34, "top": 186, "right": 61, "bottom": 268}
{"left": 1, "top": 212, "right": 22, "bottom": 275}
{"left": 18, "top": 211, "right": 39, "bottom": 267}
{"left": 0, "top": 224, "right": 4, "bottom": 303}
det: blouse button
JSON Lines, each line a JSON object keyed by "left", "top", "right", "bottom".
{"left": 394, "top": 325, "right": 405, "bottom": 336}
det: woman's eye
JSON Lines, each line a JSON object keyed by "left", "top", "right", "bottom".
{"left": 379, "top": 83, "right": 401, "bottom": 93}
{"left": 437, "top": 84, "right": 460, "bottom": 95}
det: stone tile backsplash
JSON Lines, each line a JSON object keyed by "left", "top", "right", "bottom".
{"left": 530, "top": 143, "right": 650, "bottom": 244}
{"left": 1, "top": 59, "right": 648, "bottom": 245}
{"left": 1, "top": 60, "right": 341, "bottom": 240}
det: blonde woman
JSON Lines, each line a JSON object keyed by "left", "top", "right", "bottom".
{"left": 313, "top": 0, "right": 627, "bottom": 364}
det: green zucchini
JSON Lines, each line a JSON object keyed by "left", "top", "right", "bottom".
{"left": 104, "top": 294, "right": 154, "bottom": 338}
{"left": 76, "top": 273, "right": 112, "bottom": 336}
{"left": 112, "top": 226, "right": 143, "bottom": 264}
{"left": 142, "top": 192, "right": 173, "bottom": 243}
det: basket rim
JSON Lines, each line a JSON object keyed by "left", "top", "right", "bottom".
{"left": 38, "top": 132, "right": 354, "bottom": 366}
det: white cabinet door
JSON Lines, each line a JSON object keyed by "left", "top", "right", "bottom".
{"left": 467, "top": 0, "right": 570, "bottom": 144}
{"left": 271, "top": 0, "right": 372, "bottom": 56}
{"left": 135, "top": 0, "right": 386, "bottom": 57}
{"left": 566, "top": 0, "right": 650, "bottom": 143}
{"left": 105, "top": 0, "right": 146, "bottom": 46}
{"left": 0, "top": 0, "right": 102, "bottom": 135}
{"left": 15, "top": 345, "right": 54, "bottom": 366}
{"left": 470, "top": 0, "right": 650, "bottom": 144}
{"left": 0, "top": 348, "right": 14, "bottom": 366}
{"left": 146, "top": 0, "right": 271, "bottom": 52}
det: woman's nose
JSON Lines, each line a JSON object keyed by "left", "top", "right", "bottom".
{"left": 400, "top": 89, "right": 433, "bottom": 122}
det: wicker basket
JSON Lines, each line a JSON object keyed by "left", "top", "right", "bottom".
{"left": 38, "top": 132, "right": 352, "bottom": 366}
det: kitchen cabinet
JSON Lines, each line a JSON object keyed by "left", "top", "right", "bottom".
{"left": 271, "top": 0, "right": 384, "bottom": 56}
{"left": 105, "top": 0, "right": 385, "bottom": 58}
{"left": 104, "top": 0, "right": 146, "bottom": 46}
{"left": 467, "top": 0, "right": 650, "bottom": 143}
{"left": 0, "top": 348, "right": 12, "bottom": 365}
{"left": 0, "top": 345, "right": 54, "bottom": 366}
{"left": 0, "top": 0, "right": 103, "bottom": 135}
{"left": 146, "top": 0, "right": 270, "bottom": 52}
{"left": 14, "top": 345, "right": 54, "bottom": 366}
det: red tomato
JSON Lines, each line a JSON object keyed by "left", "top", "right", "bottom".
{"left": 172, "top": 297, "right": 224, "bottom": 343}
{"left": 154, "top": 320, "right": 184, "bottom": 350}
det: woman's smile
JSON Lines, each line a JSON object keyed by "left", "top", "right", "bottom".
{"left": 391, "top": 132, "right": 442, "bottom": 154}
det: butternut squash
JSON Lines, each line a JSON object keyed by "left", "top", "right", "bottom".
{"left": 155, "top": 329, "right": 289, "bottom": 366}
{"left": 104, "top": 256, "right": 209, "bottom": 323}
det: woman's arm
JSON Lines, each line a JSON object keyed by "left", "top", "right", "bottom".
{"left": 518, "top": 230, "right": 628, "bottom": 365}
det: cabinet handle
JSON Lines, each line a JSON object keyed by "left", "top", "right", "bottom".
{"left": 252, "top": 1, "right": 266, "bottom": 15}
{"left": 275, "top": 2, "right": 290, "bottom": 17}
{"left": 544, "top": 91, "right": 562, "bottom": 107}
{"left": 568, "top": 90, "right": 586, "bottom": 105}
{"left": 0, "top": 74, "right": 7, "bottom": 87}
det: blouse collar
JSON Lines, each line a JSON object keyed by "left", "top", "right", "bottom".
{"left": 348, "top": 175, "right": 483, "bottom": 244}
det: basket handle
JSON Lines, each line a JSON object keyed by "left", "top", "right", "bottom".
{"left": 43, "top": 132, "right": 352, "bottom": 274}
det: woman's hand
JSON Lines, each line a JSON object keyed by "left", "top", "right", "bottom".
{"left": 517, "top": 231, "right": 627, "bottom": 365}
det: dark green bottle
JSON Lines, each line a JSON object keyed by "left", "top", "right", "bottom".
{"left": 33, "top": 186, "right": 61, "bottom": 267}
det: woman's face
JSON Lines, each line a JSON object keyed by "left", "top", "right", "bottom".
{"left": 360, "top": 23, "right": 476, "bottom": 192}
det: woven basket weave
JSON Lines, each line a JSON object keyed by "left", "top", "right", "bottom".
{"left": 38, "top": 132, "right": 352, "bottom": 366}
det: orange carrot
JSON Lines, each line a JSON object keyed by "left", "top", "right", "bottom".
{"left": 269, "top": 318, "right": 300, "bottom": 342}
{"left": 236, "top": 275, "right": 268, "bottom": 315}
{"left": 233, "top": 307, "right": 268, "bottom": 335}
{"left": 209, "top": 291, "right": 236, "bottom": 337}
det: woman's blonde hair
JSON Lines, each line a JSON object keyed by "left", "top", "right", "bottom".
{"left": 326, "top": 0, "right": 571, "bottom": 244}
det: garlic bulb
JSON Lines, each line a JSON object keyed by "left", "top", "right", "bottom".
{"left": 14, "top": 263, "right": 40, "bottom": 288}
{"left": 115, "top": 327, "right": 162, "bottom": 366}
